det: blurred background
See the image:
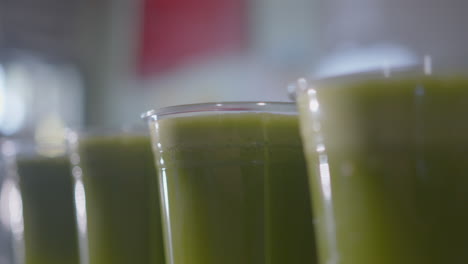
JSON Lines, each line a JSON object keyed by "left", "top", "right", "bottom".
{"left": 2, "top": 0, "right": 466, "bottom": 135}
{"left": 0, "top": 0, "right": 318, "bottom": 136}
{"left": 0, "top": 0, "right": 467, "bottom": 134}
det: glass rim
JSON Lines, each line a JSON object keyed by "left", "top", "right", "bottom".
{"left": 288, "top": 64, "right": 468, "bottom": 100}
{"left": 141, "top": 101, "right": 297, "bottom": 121}
{"left": 310, "top": 64, "right": 428, "bottom": 84}
{"left": 310, "top": 62, "right": 468, "bottom": 84}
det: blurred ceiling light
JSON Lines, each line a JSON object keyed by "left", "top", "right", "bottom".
{"left": 0, "top": 65, "right": 4, "bottom": 129}
{"left": 0, "top": 63, "right": 27, "bottom": 136}
{"left": 0, "top": 93, "right": 26, "bottom": 136}
{"left": 34, "top": 114, "right": 66, "bottom": 157}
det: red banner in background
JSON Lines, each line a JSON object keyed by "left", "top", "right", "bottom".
{"left": 139, "top": 0, "right": 247, "bottom": 76}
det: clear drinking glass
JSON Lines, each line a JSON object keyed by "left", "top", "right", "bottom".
{"left": 68, "top": 128, "right": 165, "bottom": 264}
{"left": 0, "top": 138, "right": 79, "bottom": 264}
{"left": 143, "top": 102, "right": 316, "bottom": 264}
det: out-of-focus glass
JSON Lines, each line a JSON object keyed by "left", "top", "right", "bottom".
{"left": 68, "top": 128, "right": 165, "bottom": 264}
{"left": 1, "top": 138, "right": 79, "bottom": 264}
{"left": 296, "top": 2, "right": 468, "bottom": 264}
{"left": 297, "top": 68, "right": 468, "bottom": 264}
{"left": 143, "top": 102, "right": 316, "bottom": 264}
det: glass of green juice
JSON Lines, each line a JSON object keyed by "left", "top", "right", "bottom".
{"left": 296, "top": 69, "right": 468, "bottom": 264}
{"left": 1, "top": 139, "right": 80, "bottom": 264}
{"left": 143, "top": 102, "right": 317, "bottom": 264}
{"left": 68, "top": 128, "right": 165, "bottom": 264}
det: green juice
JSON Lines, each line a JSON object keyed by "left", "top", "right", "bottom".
{"left": 152, "top": 113, "right": 316, "bottom": 264}
{"left": 17, "top": 156, "right": 79, "bottom": 264}
{"left": 77, "top": 135, "right": 165, "bottom": 264}
{"left": 298, "top": 76, "right": 468, "bottom": 264}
